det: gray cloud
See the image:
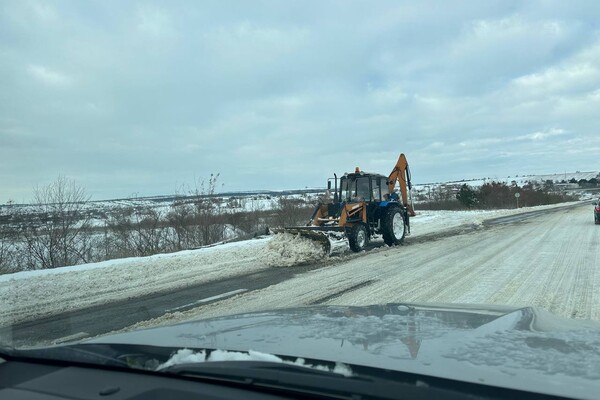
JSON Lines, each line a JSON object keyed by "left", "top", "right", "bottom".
{"left": 1, "top": 0, "right": 599, "bottom": 202}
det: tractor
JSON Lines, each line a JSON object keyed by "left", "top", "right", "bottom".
{"left": 277, "top": 153, "right": 415, "bottom": 253}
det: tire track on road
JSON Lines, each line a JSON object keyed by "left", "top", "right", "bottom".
{"left": 320, "top": 203, "right": 600, "bottom": 320}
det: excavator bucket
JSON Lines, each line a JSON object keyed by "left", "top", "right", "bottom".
{"left": 271, "top": 227, "right": 332, "bottom": 255}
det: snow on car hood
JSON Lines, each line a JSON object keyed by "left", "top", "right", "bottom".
{"left": 86, "top": 303, "right": 600, "bottom": 399}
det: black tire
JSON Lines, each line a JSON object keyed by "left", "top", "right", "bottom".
{"left": 348, "top": 223, "right": 368, "bottom": 252}
{"left": 381, "top": 207, "right": 406, "bottom": 246}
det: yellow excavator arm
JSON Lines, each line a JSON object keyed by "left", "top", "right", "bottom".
{"left": 387, "top": 153, "right": 416, "bottom": 216}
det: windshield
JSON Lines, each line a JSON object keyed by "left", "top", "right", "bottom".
{"left": 1, "top": 1, "right": 600, "bottom": 398}
{"left": 340, "top": 176, "right": 385, "bottom": 202}
{"left": 340, "top": 176, "right": 371, "bottom": 202}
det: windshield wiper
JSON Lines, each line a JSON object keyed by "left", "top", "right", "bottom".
{"left": 161, "top": 360, "right": 459, "bottom": 400}
{"left": 162, "top": 360, "right": 564, "bottom": 400}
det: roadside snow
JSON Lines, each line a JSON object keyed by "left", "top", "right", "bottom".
{"left": 0, "top": 239, "right": 269, "bottom": 326}
{"left": 0, "top": 240, "right": 262, "bottom": 283}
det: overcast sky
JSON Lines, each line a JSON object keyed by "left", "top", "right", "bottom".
{"left": 1, "top": 1, "right": 600, "bottom": 202}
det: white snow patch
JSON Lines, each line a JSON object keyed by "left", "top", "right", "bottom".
{"left": 260, "top": 233, "right": 327, "bottom": 267}
{"left": 157, "top": 348, "right": 353, "bottom": 377}
{"left": 158, "top": 348, "right": 207, "bottom": 368}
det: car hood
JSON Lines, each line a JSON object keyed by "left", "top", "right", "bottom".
{"left": 87, "top": 303, "right": 600, "bottom": 399}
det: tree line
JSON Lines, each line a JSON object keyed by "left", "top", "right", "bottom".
{"left": 416, "top": 181, "right": 578, "bottom": 210}
{"left": 455, "top": 182, "right": 577, "bottom": 209}
{"left": 0, "top": 176, "right": 314, "bottom": 275}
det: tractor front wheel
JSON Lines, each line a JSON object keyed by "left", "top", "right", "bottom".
{"left": 348, "top": 223, "right": 368, "bottom": 252}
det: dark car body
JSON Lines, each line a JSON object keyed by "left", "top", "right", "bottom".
{"left": 595, "top": 199, "right": 600, "bottom": 224}
{"left": 82, "top": 303, "right": 600, "bottom": 399}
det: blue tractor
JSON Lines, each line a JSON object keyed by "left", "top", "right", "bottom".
{"left": 279, "top": 153, "right": 416, "bottom": 253}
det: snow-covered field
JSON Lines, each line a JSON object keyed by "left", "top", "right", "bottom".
{"left": 0, "top": 190, "right": 322, "bottom": 227}
{"left": 0, "top": 201, "right": 585, "bottom": 328}
{"left": 414, "top": 171, "right": 600, "bottom": 189}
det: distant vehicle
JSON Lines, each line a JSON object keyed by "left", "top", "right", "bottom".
{"left": 595, "top": 199, "right": 600, "bottom": 224}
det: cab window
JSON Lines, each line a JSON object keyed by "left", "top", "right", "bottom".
{"left": 371, "top": 177, "right": 382, "bottom": 201}
{"left": 356, "top": 177, "right": 370, "bottom": 201}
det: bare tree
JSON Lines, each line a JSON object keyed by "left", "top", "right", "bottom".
{"left": 168, "top": 173, "right": 226, "bottom": 248}
{"left": 166, "top": 199, "right": 195, "bottom": 251}
{"left": 272, "top": 196, "right": 313, "bottom": 228}
{"left": 108, "top": 204, "right": 172, "bottom": 257}
{"left": 0, "top": 225, "right": 18, "bottom": 274}
{"left": 19, "top": 176, "right": 93, "bottom": 269}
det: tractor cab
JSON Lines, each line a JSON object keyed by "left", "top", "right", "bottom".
{"left": 324, "top": 171, "right": 393, "bottom": 228}
{"left": 338, "top": 172, "right": 389, "bottom": 203}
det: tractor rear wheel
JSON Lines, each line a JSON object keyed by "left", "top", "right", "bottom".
{"left": 382, "top": 207, "right": 406, "bottom": 246}
{"left": 348, "top": 223, "right": 368, "bottom": 252}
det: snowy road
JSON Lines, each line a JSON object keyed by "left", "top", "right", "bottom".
{"left": 3, "top": 201, "right": 597, "bottom": 345}
{"left": 149, "top": 202, "right": 599, "bottom": 325}
{"left": 6, "top": 265, "right": 326, "bottom": 346}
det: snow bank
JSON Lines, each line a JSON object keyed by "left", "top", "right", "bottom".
{"left": 259, "top": 233, "right": 328, "bottom": 267}
{"left": 157, "top": 348, "right": 353, "bottom": 377}
{"left": 0, "top": 238, "right": 271, "bottom": 326}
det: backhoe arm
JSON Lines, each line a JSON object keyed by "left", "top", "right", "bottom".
{"left": 388, "top": 153, "right": 416, "bottom": 216}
